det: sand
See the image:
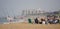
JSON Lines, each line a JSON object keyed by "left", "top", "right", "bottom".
{"left": 0, "top": 23, "right": 60, "bottom": 29}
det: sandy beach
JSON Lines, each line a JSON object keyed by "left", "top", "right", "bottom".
{"left": 0, "top": 23, "right": 60, "bottom": 29}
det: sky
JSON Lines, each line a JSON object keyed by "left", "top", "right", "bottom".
{"left": 0, "top": 0, "right": 60, "bottom": 17}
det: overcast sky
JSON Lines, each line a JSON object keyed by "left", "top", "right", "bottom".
{"left": 0, "top": 0, "right": 60, "bottom": 17}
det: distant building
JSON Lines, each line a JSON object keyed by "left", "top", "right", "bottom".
{"left": 22, "top": 9, "right": 46, "bottom": 16}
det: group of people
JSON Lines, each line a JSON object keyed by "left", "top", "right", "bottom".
{"left": 34, "top": 18, "right": 59, "bottom": 24}
{"left": 34, "top": 18, "right": 47, "bottom": 24}
{"left": 28, "top": 15, "right": 60, "bottom": 24}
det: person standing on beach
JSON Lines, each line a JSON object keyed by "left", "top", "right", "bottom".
{"left": 34, "top": 18, "right": 39, "bottom": 24}
{"left": 28, "top": 18, "right": 32, "bottom": 24}
{"left": 39, "top": 18, "right": 46, "bottom": 24}
{"left": 7, "top": 16, "right": 13, "bottom": 23}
